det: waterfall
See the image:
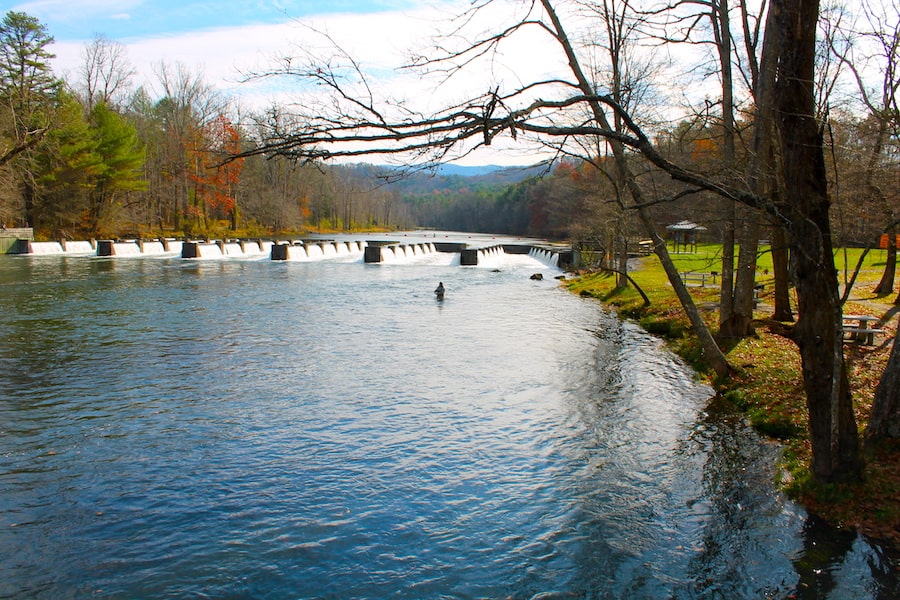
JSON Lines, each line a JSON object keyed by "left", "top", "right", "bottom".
{"left": 286, "top": 245, "right": 308, "bottom": 260}
{"left": 113, "top": 242, "right": 142, "bottom": 256}
{"left": 14, "top": 235, "right": 562, "bottom": 268}
{"left": 29, "top": 241, "right": 66, "bottom": 255}
{"left": 223, "top": 243, "right": 243, "bottom": 256}
{"left": 239, "top": 241, "right": 264, "bottom": 256}
{"left": 141, "top": 241, "right": 166, "bottom": 255}
{"left": 529, "top": 247, "right": 559, "bottom": 268}
{"left": 64, "top": 241, "right": 95, "bottom": 254}
{"left": 196, "top": 243, "right": 223, "bottom": 258}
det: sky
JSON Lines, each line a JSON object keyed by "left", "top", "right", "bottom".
{"left": 12, "top": 1, "right": 421, "bottom": 41}
{"left": 18, "top": 0, "right": 434, "bottom": 95}
{"left": 6, "top": 0, "right": 557, "bottom": 165}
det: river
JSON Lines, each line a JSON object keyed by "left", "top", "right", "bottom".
{"left": 0, "top": 236, "right": 896, "bottom": 598}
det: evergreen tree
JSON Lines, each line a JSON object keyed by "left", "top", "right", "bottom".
{"left": 87, "top": 101, "right": 146, "bottom": 235}
{"left": 0, "top": 11, "right": 60, "bottom": 226}
{"left": 34, "top": 91, "right": 100, "bottom": 232}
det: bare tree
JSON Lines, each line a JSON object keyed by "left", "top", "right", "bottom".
{"left": 834, "top": 0, "right": 900, "bottom": 448}
{"left": 564, "top": 0, "right": 656, "bottom": 289}
{"left": 642, "top": 0, "right": 756, "bottom": 335}
{"left": 830, "top": 0, "right": 900, "bottom": 297}
{"left": 78, "top": 35, "right": 135, "bottom": 112}
{"left": 151, "top": 61, "right": 224, "bottom": 232}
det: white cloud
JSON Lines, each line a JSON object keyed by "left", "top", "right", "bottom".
{"left": 47, "top": 3, "right": 572, "bottom": 166}
{"left": 14, "top": 0, "right": 143, "bottom": 25}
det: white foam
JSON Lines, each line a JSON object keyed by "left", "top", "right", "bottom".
{"left": 140, "top": 241, "right": 166, "bottom": 255}
{"left": 529, "top": 247, "right": 560, "bottom": 268}
{"left": 241, "top": 242, "right": 266, "bottom": 256}
{"left": 286, "top": 245, "right": 308, "bottom": 260}
{"left": 64, "top": 240, "right": 95, "bottom": 254}
{"left": 223, "top": 243, "right": 244, "bottom": 256}
{"left": 29, "top": 241, "right": 65, "bottom": 255}
{"left": 113, "top": 242, "right": 142, "bottom": 256}
{"left": 197, "top": 243, "right": 224, "bottom": 258}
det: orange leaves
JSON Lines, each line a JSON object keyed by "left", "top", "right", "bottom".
{"left": 189, "top": 114, "right": 244, "bottom": 220}
{"left": 299, "top": 195, "right": 312, "bottom": 219}
{"left": 690, "top": 137, "right": 719, "bottom": 163}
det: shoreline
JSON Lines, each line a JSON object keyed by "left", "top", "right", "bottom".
{"left": 563, "top": 255, "right": 900, "bottom": 553}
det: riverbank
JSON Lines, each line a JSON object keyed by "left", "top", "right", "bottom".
{"left": 564, "top": 247, "right": 900, "bottom": 549}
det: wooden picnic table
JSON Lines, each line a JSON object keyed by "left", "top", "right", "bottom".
{"left": 842, "top": 314, "right": 884, "bottom": 345}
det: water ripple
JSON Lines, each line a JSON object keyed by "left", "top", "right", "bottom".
{"left": 0, "top": 255, "right": 895, "bottom": 598}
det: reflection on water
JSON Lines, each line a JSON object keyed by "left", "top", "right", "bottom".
{"left": 0, "top": 249, "right": 897, "bottom": 598}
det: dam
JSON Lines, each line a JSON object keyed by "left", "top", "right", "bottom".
{"left": 6, "top": 232, "right": 573, "bottom": 269}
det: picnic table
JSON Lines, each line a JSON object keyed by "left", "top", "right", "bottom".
{"left": 842, "top": 314, "right": 884, "bottom": 345}
{"left": 680, "top": 271, "right": 715, "bottom": 286}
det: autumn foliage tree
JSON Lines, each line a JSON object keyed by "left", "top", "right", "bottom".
{"left": 189, "top": 114, "right": 244, "bottom": 231}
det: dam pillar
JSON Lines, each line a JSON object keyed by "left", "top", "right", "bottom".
{"left": 364, "top": 246, "right": 383, "bottom": 263}
{"left": 271, "top": 244, "right": 288, "bottom": 260}
{"left": 97, "top": 240, "right": 114, "bottom": 256}
{"left": 460, "top": 249, "right": 479, "bottom": 266}
{"left": 182, "top": 241, "right": 199, "bottom": 258}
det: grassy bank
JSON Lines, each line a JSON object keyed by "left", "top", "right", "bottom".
{"left": 565, "top": 244, "right": 900, "bottom": 546}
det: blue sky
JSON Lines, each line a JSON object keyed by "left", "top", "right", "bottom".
{"left": 18, "top": 0, "right": 440, "bottom": 103}
{"left": 11, "top": 1, "right": 420, "bottom": 42}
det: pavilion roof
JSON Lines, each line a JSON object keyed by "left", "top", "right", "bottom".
{"left": 666, "top": 220, "right": 707, "bottom": 231}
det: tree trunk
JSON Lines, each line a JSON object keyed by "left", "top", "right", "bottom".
{"left": 774, "top": 0, "right": 861, "bottom": 481}
{"left": 715, "top": 0, "right": 740, "bottom": 337}
{"left": 751, "top": 0, "right": 787, "bottom": 324}
{"left": 720, "top": 205, "right": 736, "bottom": 328}
{"left": 616, "top": 230, "right": 628, "bottom": 289}
{"left": 866, "top": 334, "right": 900, "bottom": 447}
{"left": 874, "top": 228, "right": 896, "bottom": 295}
{"left": 720, "top": 206, "right": 760, "bottom": 337}
{"left": 770, "top": 225, "right": 794, "bottom": 321}
{"left": 863, "top": 116, "right": 893, "bottom": 297}
{"left": 642, "top": 209, "right": 733, "bottom": 379}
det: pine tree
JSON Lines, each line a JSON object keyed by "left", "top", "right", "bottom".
{"left": 0, "top": 11, "right": 60, "bottom": 226}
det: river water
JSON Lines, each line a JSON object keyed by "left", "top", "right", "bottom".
{"left": 0, "top": 239, "right": 896, "bottom": 599}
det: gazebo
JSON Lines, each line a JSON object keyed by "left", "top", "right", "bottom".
{"left": 666, "top": 220, "right": 707, "bottom": 253}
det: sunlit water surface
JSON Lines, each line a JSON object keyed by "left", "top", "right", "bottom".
{"left": 0, "top": 248, "right": 897, "bottom": 599}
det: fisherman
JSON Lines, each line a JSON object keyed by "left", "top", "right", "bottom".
{"left": 434, "top": 281, "right": 445, "bottom": 299}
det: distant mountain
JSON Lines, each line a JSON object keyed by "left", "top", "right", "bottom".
{"left": 434, "top": 164, "right": 547, "bottom": 178}
{"left": 432, "top": 164, "right": 494, "bottom": 177}
{"left": 358, "top": 162, "right": 550, "bottom": 180}
{"left": 333, "top": 161, "right": 552, "bottom": 197}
